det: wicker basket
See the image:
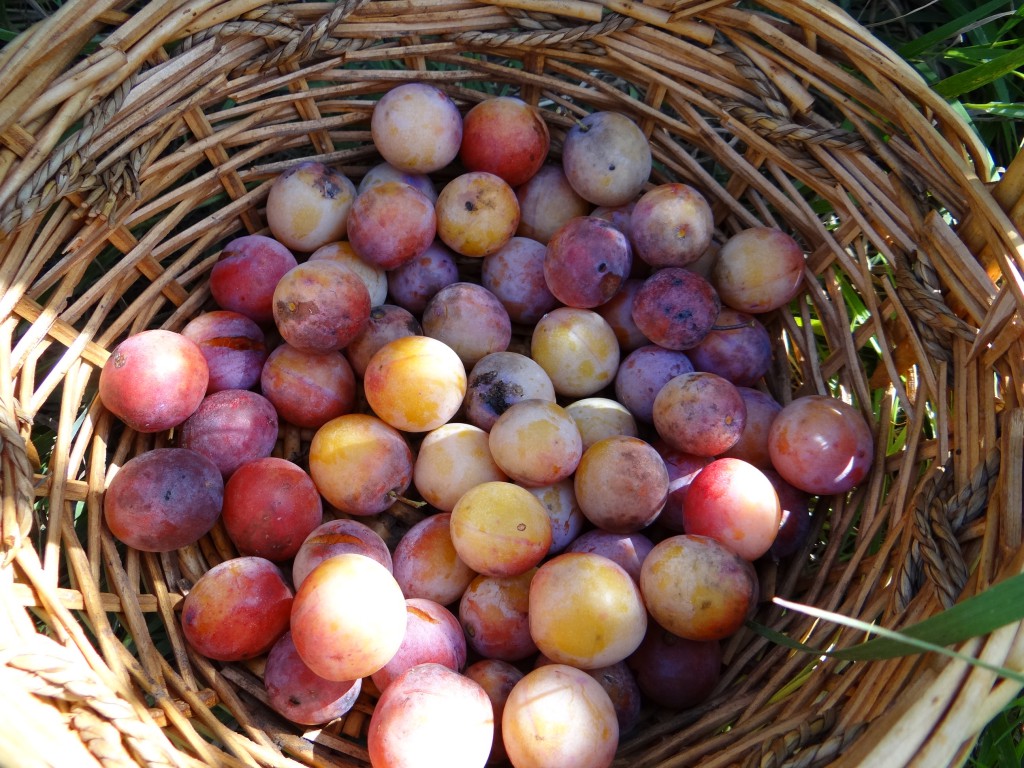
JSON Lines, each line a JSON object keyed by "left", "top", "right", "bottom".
{"left": 2, "top": 1, "right": 1024, "bottom": 766}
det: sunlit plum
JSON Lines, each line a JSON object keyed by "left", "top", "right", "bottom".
{"left": 393, "top": 513, "right": 477, "bottom": 605}
{"left": 768, "top": 394, "right": 874, "bottom": 496}
{"left": 291, "top": 553, "right": 407, "bottom": 680}
{"left": 450, "top": 481, "right": 552, "bottom": 577}
{"left": 260, "top": 344, "right": 356, "bottom": 429}
{"left": 596, "top": 278, "right": 651, "bottom": 354}
{"left": 682, "top": 457, "right": 781, "bottom": 561}
{"left": 264, "top": 632, "right": 362, "bottom": 726}
{"left": 687, "top": 308, "right": 772, "bottom": 386}
{"left": 178, "top": 389, "right": 279, "bottom": 478}
{"left": 764, "top": 468, "right": 813, "bottom": 560}
{"left": 656, "top": 444, "right": 711, "bottom": 534}
{"left": 266, "top": 161, "right": 356, "bottom": 253}
{"left": 221, "top": 457, "right": 323, "bottom": 562}
{"left": 459, "top": 570, "right": 537, "bottom": 661}
{"left": 565, "top": 529, "right": 654, "bottom": 584}
{"left": 460, "top": 96, "right": 550, "bottom": 187}
{"left": 181, "top": 556, "right": 293, "bottom": 661}
{"left": 488, "top": 399, "right": 583, "bottom": 487}
{"left": 436, "top": 171, "right": 520, "bottom": 258}
{"left": 541, "top": 657, "right": 642, "bottom": 736}
{"left": 640, "top": 534, "right": 758, "bottom": 641}
{"left": 515, "top": 163, "right": 592, "bottom": 244}
{"left": 632, "top": 267, "right": 721, "bottom": 351}
{"left": 711, "top": 227, "right": 806, "bottom": 313}
{"left": 371, "top": 82, "right": 463, "bottom": 173}
{"left": 346, "top": 181, "right": 437, "bottom": 270}
{"left": 627, "top": 626, "right": 722, "bottom": 710}
{"left": 464, "top": 351, "right": 556, "bottom": 432}
{"left": 526, "top": 478, "right": 586, "bottom": 556}
{"left": 209, "top": 234, "right": 297, "bottom": 324}
{"left": 292, "top": 518, "right": 393, "bottom": 589}
{"left": 503, "top": 664, "right": 618, "bottom": 768}
{"left": 565, "top": 397, "right": 638, "bottom": 451}
{"left": 614, "top": 344, "right": 695, "bottom": 423}
{"left": 630, "top": 183, "right": 714, "bottom": 268}
{"left": 99, "top": 329, "right": 209, "bottom": 433}
{"left": 721, "top": 387, "right": 782, "bottom": 469}
{"left": 574, "top": 436, "right": 669, "bottom": 533}
{"left": 530, "top": 552, "right": 647, "bottom": 669}
{"left": 413, "top": 423, "right": 507, "bottom": 513}
{"left": 181, "top": 311, "right": 267, "bottom": 394}
{"left": 308, "top": 413, "right": 414, "bottom": 516}
{"left": 544, "top": 216, "right": 632, "bottom": 309}
{"left": 464, "top": 660, "right": 524, "bottom": 765}
{"left": 562, "top": 111, "right": 651, "bottom": 207}
{"left": 652, "top": 371, "right": 746, "bottom": 457}
{"left": 530, "top": 307, "right": 620, "bottom": 398}
{"left": 368, "top": 663, "right": 493, "bottom": 768}
{"left": 344, "top": 304, "right": 422, "bottom": 378}
{"left": 481, "top": 237, "right": 559, "bottom": 325}
{"left": 359, "top": 160, "right": 438, "bottom": 203}
{"left": 421, "top": 282, "right": 512, "bottom": 368}
{"left": 386, "top": 240, "right": 460, "bottom": 314}
{"left": 309, "top": 240, "right": 389, "bottom": 306}
{"left": 103, "top": 448, "right": 222, "bottom": 552}
{"left": 363, "top": 335, "right": 467, "bottom": 433}
{"left": 371, "top": 598, "right": 467, "bottom": 692}
{"left": 272, "top": 260, "right": 371, "bottom": 353}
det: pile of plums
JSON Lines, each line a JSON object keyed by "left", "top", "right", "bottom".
{"left": 99, "top": 82, "right": 874, "bottom": 768}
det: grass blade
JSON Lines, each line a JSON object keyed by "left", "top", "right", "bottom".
{"left": 963, "top": 101, "right": 1024, "bottom": 119}
{"left": 897, "top": 0, "right": 1010, "bottom": 59}
{"left": 748, "top": 572, "right": 1024, "bottom": 684}
{"left": 933, "top": 44, "right": 1024, "bottom": 99}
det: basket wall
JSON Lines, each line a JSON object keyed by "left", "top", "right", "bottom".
{"left": 2, "top": 1, "right": 1024, "bottom": 767}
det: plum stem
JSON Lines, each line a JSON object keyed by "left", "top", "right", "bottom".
{"left": 388, "top": 490, "right": 427, "bottom": 508}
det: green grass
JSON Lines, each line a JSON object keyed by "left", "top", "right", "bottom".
{"left": 842, "top": 0, "right": 1023, "bottom": 176}
{"left": 972, "top": 697, "right": 1024, "bottom": 768}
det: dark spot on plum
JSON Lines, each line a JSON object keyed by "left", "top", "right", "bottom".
{"left": 112, "top": 352, "right": 126, "bottom": 369}
{"left": 675, "top": 310, "right": 693, "bottom": 322}
{"left": 482, "top": 379, "right": 525, "bottom": 416}
{"left": 608, "top": 164, "right": 616, "bottom": 171}
{"left": 517, "top": 523, "right": 526, "bottom": 531}
{"left": 465, "top": 201, "right": 476, "bottom": 212}
{"left": 597, "top": 262, "right": 607, "bottom": 273}
{"left": 164, "top": 489, "right": 173, "bottom": 502}
{"left": 599, "top": 273, "right": 621, "bottom": 299}
{"left": 276, "top": 299, "right": 318, "bottom": 318}
{"left": 474, "top": 370, "right": 498, "bottom": 385}
{"left": 315, "top": 173, "right": 342, "bottom": 200}
{"left": 289, "top": 696, "right": 303, "bottom": 706}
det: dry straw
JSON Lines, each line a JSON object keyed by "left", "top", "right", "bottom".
{"left": 2, "top": 0, "right": 1024, "bottom": 766}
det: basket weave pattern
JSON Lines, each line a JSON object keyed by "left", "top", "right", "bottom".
{"left": 2, "top": 1, "right": 1024, "bottom": 766}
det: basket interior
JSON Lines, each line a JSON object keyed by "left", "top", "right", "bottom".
{"left": 2, "top": 2, "right": 1024, "bottom": 767}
